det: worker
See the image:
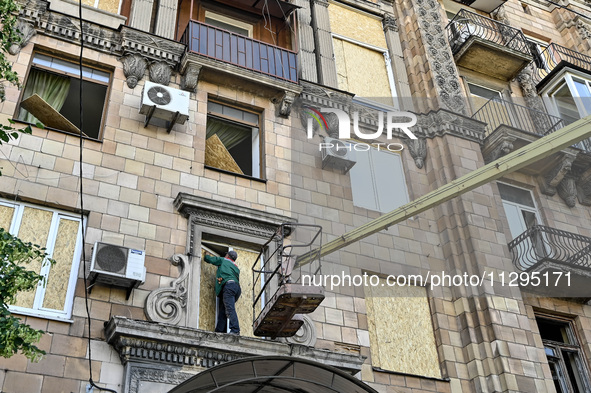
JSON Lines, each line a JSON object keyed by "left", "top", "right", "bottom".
{"left": 203, "top": 250, "right": 241, "bottom": 335}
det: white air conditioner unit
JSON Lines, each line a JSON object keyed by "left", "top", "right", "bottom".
{"left": 140, "top": 81, "right": 190, "bottom": 126}
{"left": 321, "top": 137, "right": 356, "bottom": 173}
{"left": 87, "top": 242, "right": 146, "bottom": 298}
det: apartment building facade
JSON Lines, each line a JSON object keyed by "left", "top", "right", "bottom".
{"left": 0, "top": 0, "right": 590, "bottom": 391}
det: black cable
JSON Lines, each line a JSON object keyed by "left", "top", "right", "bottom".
{"left": 76, "top": 0, "right": 117, "bottom": 392}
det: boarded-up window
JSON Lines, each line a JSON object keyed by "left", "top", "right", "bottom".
{"left": 365, "top": 281, "right": 441, "bottom": 378}
{"left": 200, "top": 243, "right": 261, "bottom": 337}
{"left": 1, "top": 199, "right": 83, "bottom": 321}
{"left": 349, "top": 146, "right": 409, "bottom": 213}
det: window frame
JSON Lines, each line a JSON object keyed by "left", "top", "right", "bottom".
{"left": 14, "top": 51, "right": 112, "bottom": 141}
{"left": 542, "top": 69, "right": 591, "bottom": 119}
{"left": 1, "top": 199, "right": 84, "bottom": 322}
{"left": 205, "top": 98, "right": 265, "bottom": 180}
{"left": 204, "top": 10, "right": 254, "bottom": 37}
{"left": 331, "top": 33, "right": 399, "bottom": 109}
{"left": 498, "top": 182, "right": 543, "bottom": 240}
{"left": 536, "top": 314, "right": 591, "bottom": 393}
{"left": 349, "top": 144, "right": 410, "bottom": 213}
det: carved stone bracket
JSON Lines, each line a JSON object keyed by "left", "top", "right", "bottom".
{"left": 149, "top": 61, "right": 172, "bottom": 85}
{"left": 121, "top": 54, "right": 147, "bottom": 89}
{"left": 145, "top": 254, "right": 190, "bottom": 325}
{"left": 275, "top": 91, "right": 297, "bottom": 117}
{"left": 406, "top": 138, "right": 427, "bottom": 169}
{"left": 9, "top": 19, "right": 36, "bottom": 55}
{"left": 180, "top": 63, "right": 202, "bottom": 92}
{"left": 383, "top": 15, "right": 398, "bottom": 32}
{"left": 127, "top": 366, "right": 194, "bottom": 393}
{"left": 558, "top": 174, "right": 577, "bottom": 208}
{"left": 484, "top": 135, "right": 516, "bottom": 164}
{"left": 539, "top": 155, "right": 575, "bottom": 196}
{"left": 576, "top": 167, "right": 591, "bottom": 206}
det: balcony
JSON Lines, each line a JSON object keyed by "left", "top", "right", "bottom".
{"left": 452, "top": 0, "right": 507, "bottom": 13}
{"left": 532, "top": 43, "right": 591, "bottom": 89}
{"left": 508, "top": 225, "right": 591, "bottom": 300}
{"left": 475, "top": 97, "right": 591, "bottom": 165}
{"left": 446, "top": 9, "right": 532, "bottom": 80}
{"left": 180, "top": 20, "right": 298, "bottom": 83}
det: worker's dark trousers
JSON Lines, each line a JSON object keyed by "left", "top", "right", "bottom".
{"left": 216, "top": 281, "right": 241, "bottom": 334}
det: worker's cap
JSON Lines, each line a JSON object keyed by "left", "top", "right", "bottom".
{"left": 227, "top": 250, "right": 238, "bottom": 261}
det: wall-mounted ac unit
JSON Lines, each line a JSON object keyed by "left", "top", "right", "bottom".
{"left": 87, "top": 242, "right": 146, "bottom": 298}
{"left": 140, "top": 81, "right": 190, "bottom": 127}
{"left": 454, "top": 0, "right": 506, "bottom": 13}
{"left": 321, "top": 137, "right": 356, "bottom": 173}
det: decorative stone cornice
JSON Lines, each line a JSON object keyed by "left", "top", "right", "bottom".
{"left": 120, "top": 26, "right": 185, "bottom": 67}
{"left": 145, "top": 254, "right": 190, "bottom": 325}
{"left": 174, "top": 193, "right": 293, "bottom": 254}
{"left": 105, "top": 316, "right": 366, "bottom": 374}
{"left": 128, "top": 366, "right": 194, "bottom": 393}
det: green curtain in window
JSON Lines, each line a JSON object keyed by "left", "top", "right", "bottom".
{"left": 206, "top": 117, "right": 251, "bottom": 150}
{"left": 18, "top": 69, "right": 71, "bottom": 124}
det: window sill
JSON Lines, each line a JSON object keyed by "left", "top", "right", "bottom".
{"left": 205, "top": 166, "right": 267, "bottom": 183}
{"left": 9, "top": 308, "right": 74, "bottom": 324}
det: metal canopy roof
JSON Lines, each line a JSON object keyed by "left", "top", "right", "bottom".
{"left": 167, "top": 356, "right": 379, "bottom": 393}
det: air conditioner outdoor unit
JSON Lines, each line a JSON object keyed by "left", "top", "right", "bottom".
{"left": 454, "top": 0, "right": 506, "bottom": 13}
{"left": 87, "top": 242, "right": 146, "bottom": 297}
{"left": 321, "top": 137, "right": 356, "bottom": 173}
{"left": 140, "top": 81, "right": 190, "bottom": 126}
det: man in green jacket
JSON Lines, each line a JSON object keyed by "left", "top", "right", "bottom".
{"left": 204, "top": 250, "right": 241, "bottom": 335}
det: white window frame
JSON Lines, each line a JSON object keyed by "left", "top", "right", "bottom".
{"left": 542, "top": 69, "right": 591, "bottom": 119}
{"left": 204, "top": 11, "right": 253, "bottom": 37}
{"left": 349, "top": 145, "right": 409, "bottom": 213}
{"left": 331, "top": 33, "right": 399, "bottom": 109}
{"left": 498, "top": 182, "right": 543, "bottom": 239}
{"left": 1, "top": 199, "right": 84, "bottom": 322}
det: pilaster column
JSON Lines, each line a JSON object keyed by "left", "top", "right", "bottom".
{"left": 311, "top": 0, "right": 338, "bottom": 88}
{"left": 295, "top": 0, "right": 318, "bottom": 83}
{"left": 154, "top": 0, "right": 177, "bottom": 39}
{"left": 382, "top": 15, "right": 413, "bottom": 111}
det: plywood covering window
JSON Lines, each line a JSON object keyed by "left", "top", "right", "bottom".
{"left": 17, "top": 53, "right": 110, "bottom": 140}
{"left": 205, "top": 100, "right": 262, "bottom": 178}
{"left": 349, "top": 146, "right": 409, "bottom": 213}
{"left": 199, "top": 242, "right": 261, "bottom": 337}
{"left": 365, "top": 281, "right": 441, "bottom": 378}
{"left": 0, "top": 199, "right": 83, "bottom": 321}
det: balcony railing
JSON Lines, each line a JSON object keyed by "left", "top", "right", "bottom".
{"left": 509, "top": 225, "right": 591, "bottom": 272}
{"left": 532, "top": 43, "right": 591, "bottom": 86}
{"left": 446, "top": 9, "right": 530, "bottom": 56}
{"left": 180, "top": 20, "right": 298, "bottom": 83}
{"left": 472, "top": 97, "right": 565, "bottom": 137}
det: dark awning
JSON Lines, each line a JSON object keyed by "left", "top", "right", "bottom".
{"left": 233, "top": 0, "right": 300, "bottom": 19}
{"left": 167, "top": 356, "right": 380, "bottom": 393}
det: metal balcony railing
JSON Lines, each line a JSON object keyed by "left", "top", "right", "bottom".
{"left": 532, "top": 43, "right": 591, "bottom": 85}
{"left": 446, "top": 9, "right": 530, "bottom": 56}
{"left": 180, "top": 20, "right": 298, "bottom": 83}
{"left": 472, "top": 97, "right": 565, "bottom": 137}
{"left": 508, "top": 225, "right": 591, "bottom": 272}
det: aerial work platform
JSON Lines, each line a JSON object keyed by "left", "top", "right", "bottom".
{"left": 252, "top": 223, "right": 324, "bottom": 338}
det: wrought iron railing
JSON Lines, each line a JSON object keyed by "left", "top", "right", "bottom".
{"left": 508, "top": 225, "right": 591, "bottom": 272}
{"left": 180, "top": 20, "right": 298, "bottom": 83}
{"left": 532, "top": 43, "right": 591, "bottom": 85}
{"left": 446, "top": 9, "right": 530, "bottom": 56}
{"left": 472, "top": 97, "right": 565, "bottom": 137}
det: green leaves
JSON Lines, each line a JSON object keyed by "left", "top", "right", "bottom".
{"left": 0, "top": 228, "right": 54, "bottom": 362}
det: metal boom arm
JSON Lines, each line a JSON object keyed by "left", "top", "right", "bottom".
{"left": 297, "top": 116, "right": 591, "bottom": 265}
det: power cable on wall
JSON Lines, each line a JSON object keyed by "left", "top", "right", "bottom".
{"left": 76, "top": 0, "right": 118, "bottom": 392}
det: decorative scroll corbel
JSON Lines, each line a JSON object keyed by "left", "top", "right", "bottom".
{"left": 275, "top": 91, "right": 297, "bottom": 117}
{"left": 485, "top": 136, "right": 515, "bottom": 164}
{"left": 558, "top": 175, "right": 577, "bottom": 207}
{"left": 144, "top": 254, "right": 190, "bottom": 325}
{"left": 9, "top": 19, "right": 36, "bottom": 55}
{"left": 149, "top": 61, "right": 172, "bottom": 85}
{"left": 383, "top": 15, "right": 398, "bottom": 32}
{"left": 576, "top": 167, "right": 591, "bottom": 206}
{"left": 121, "top": 54, "right": 147, "bottom": 89}
{"left": 406, "top": 138, "right": 427, "bottom": 169}
{"left": 539, "top": 155, "right": 575, "bottom": 196}
{"left": 180, "top": 63, "right": 202, "bottom": 93}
